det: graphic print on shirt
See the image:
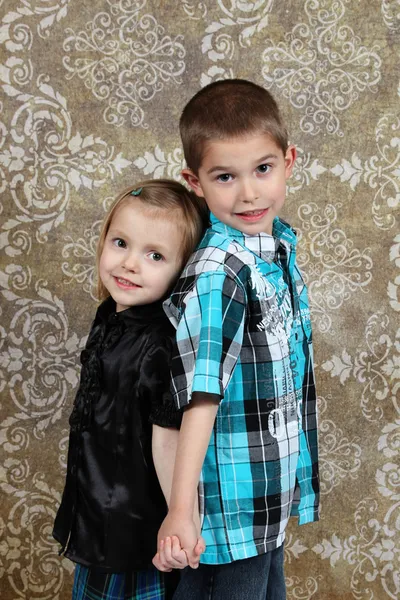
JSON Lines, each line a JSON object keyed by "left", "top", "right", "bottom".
{"left": 249, "top": 264, "right": 297, "bottom": 440}
{"left": 250, "top": 265, "right": 293, "bottom": 341}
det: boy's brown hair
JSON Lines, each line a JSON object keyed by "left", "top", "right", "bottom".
{"left": 96, "top": 179, "right": 209, "bottom": 301}
{"left": 180, "top": 79, "right": 288, "bottom": 174}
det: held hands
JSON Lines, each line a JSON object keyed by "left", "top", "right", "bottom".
{"left": 152, "top": 535, "right": 205, "bottom": 571}
{"left": 152, "top": 512, "right": 205, "bottom": 572}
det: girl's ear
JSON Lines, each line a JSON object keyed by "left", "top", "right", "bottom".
{"left": 181, "top": 169, "right": 205, "bottom": 198}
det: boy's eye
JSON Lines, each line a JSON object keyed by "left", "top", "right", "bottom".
{"left": 149, "top": 252, "right": 164, "bottom": 262}
{"left": 257, "top": 164, "right": 271, "bottom": 174}
{"left": 217, "top": 173, "right": 232, "bottom": 183}
{"left": 113, "top": 238, "right": 126, "bottom": 248}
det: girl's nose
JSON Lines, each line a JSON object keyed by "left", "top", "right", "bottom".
{"left": 123, "top": 253, "right": 139, "bottom": 272}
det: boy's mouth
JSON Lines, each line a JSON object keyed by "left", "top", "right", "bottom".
{"left": 236, "top": 208, "right": 269, "bottom": 222}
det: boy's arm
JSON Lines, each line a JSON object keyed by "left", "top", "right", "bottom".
{"left": 156, "top": 392, "right": 220, "bottom": 568}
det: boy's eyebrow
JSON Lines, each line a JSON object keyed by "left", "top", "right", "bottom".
{"left": 206, "top": 154, "right": 279, "bottom": 175}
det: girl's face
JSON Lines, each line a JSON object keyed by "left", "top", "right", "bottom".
{"left": 99, "top": 199, "right": 184, "bottom": 312}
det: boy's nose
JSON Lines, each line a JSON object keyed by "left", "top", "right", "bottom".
{"left": 240, "top": 179, "right": 259, "bottom": 203}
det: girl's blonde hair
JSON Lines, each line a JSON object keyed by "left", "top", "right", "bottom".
{"left": 96, "top": 179, "right": 209, "bottom": 301}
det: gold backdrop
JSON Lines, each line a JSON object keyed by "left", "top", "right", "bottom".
{"left": 0, "top": 1, "right": 399, "bottom": 599}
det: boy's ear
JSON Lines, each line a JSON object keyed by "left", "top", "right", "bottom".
{"left": 181, "top": 169, "right": 205, "bottom": 198}
{"left": 284, "top": 145, "right": 297, "bottom": 179}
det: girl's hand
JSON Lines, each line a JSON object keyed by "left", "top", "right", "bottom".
{"left": 153, "top": 536, "right": 187, "bottom": 571}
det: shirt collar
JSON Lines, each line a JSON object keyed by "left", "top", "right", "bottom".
{"left": 96, "top": 296, "right": 165, "bottom": 327}
{"left": 209, "top": 213, "right": 297, "bottom": 262}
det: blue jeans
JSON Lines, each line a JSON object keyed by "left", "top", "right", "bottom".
{"left": 173, "top": 544, "right": 286, "bottom": 600}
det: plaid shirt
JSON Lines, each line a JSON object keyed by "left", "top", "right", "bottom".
{"left": 164, "top": 214, "right": 320, "bottom": 565}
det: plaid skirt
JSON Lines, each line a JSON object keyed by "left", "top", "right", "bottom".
{"left": 72, "top": 564, "right": 175, "bottom": 600}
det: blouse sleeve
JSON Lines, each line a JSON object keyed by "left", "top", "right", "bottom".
{"left": 138, "top": 337, "right": 182, "bottom": 430}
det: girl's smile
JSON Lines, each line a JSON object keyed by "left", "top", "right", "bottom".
{"left": 114, "top": 276, "right": 141, "bottom": 289}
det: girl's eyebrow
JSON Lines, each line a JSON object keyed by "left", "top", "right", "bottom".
{"left": 206, "top": 154, "right": 279, "bottom": 175}
{"left": 107, "top": 227, "right": 126, "bottom": 237}
{"left": 107, "top": 229, "right": 126, "bottom": 240}
{"left": 108, "top": 228, "right": 173, "bottom": 255}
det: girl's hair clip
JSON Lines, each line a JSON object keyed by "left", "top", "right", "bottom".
{"left": 130, "top": 187, "right": 142, "bottom": 196}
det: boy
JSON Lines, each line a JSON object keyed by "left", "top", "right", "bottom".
{"left": 155, "top": 79, "right": 320, "bottom": 599}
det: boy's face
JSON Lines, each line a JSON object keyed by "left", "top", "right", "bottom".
{"left": 182, "top": 133, "right": 296, "bottom": 235}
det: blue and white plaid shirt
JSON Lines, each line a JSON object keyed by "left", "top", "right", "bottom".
{"left": 164, "top": 214, "right": 319, "bottom": 565}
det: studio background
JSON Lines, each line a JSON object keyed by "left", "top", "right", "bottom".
{"left": 0, "top": 1, "right": 399, "bottom": 599}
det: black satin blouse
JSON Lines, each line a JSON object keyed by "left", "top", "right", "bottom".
{"left": 53, "top": 297, "right": 181, "bottom": 571}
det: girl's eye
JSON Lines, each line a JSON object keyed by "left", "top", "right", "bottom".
{"left": 217, "top": 173, "right": 232, "bottom": 183}
{"left": 257, "top": 164, "right": 271, "bottom": 174}
{"left": 113, "top": 238, "right": 126, "bottom": 248}
{"left": 149, "top": 252, "right": 163, "bottom": 262}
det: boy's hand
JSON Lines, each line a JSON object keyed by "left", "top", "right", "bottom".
{"left": 152, "top": 535, "right": 205, "bottom": 571}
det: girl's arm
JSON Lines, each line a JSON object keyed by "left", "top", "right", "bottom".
{"left": 155, "top": 392, "right": 219, "bottom": 569}
{"left": 152, "top": 424, "right": 205, "bottom": 570}
{"left": 152, "top": 425, "right": 179, "bottom": 507}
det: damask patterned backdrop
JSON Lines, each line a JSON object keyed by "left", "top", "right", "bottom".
{"left": 0, "top": 1, "right": 399, "bottom": 599}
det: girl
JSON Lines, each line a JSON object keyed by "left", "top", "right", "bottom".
{"left": 53, "top": 180, "right": 208, "bottom": 600}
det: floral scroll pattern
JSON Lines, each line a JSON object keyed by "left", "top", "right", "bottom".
{"left": 199, "top": 0, "right": 274, "bottom": 86}
{"left": 0, "top": 281, "right": 86, "bottom": 443}
{"left": 317, "top": 396, "right": 362, "bottom": 494}
{"left": 61, "top": 219, "right": 103, "bottom": 301}
{"left": 313, "top": 370, "right": 400, "bottom": 599}
{"left": 262, "top": 0, "right": 382, "bottom": 136}
{"left": 0, "top": 472, "right": 74, "bottom": 600}
{"left": 381, "top": 0, "right": 400, "bottom": 32}
{"left": 1, "top": 1, "right": 399, "bottom": 599}
{"left": 0, "top": 74, "right": 131, "bottom": 252}
{"left": 62, "top": 0, "right": 186, "bottom": 128}
{"left": 134, "top": 144, "right": 185, "bottom": 180}
{"left": 331, "top": 114, "right": 400, "bottom": 230}
{"left": 313, "top": 496, "right": 400, "bottom": 600}
{"left": 322, "top": 313, "right": 399, "bottom": 421}
{"left": 388, "top": 235, "right": 400, "bottom": 312}
{"left": 182, "top": 1, "right": 208, "bottom": 21}
{"left": 0, "top": 0, "right": 70, "bottom": 44}
{"left": 296, "top": 202, "right": 373, "bottom": 334}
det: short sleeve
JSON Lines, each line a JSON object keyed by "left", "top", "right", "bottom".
{"left": 171, "top": 272, "right": 246, "bottom": 409}
{"left": 138, "top": 338, "right": 182, "bottom": 429}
